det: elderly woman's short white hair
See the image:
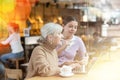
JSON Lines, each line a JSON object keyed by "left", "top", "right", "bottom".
{"left": 41, "top": 22, "right": 63, "bottom": 39}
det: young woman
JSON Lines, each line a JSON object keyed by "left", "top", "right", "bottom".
{"left": 26, "top": 22, "right": 63, "bottom": 78}
{"left": 0, "top": 23, "right": 24, "bottom": 65}
{"left": 57, "top": 16, "right": 89, "bottom": 69}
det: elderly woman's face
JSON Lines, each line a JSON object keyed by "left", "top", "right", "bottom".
{"left": 51, "top": 32, "right": 62, "bottom": 46}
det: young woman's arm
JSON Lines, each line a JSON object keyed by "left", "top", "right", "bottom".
{"left": 56, "top": 40, "right": 70, "bottom": 55}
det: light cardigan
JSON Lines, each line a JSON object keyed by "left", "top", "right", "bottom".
{"left": 26, "top": 45, "right": 59, "bottom": 79}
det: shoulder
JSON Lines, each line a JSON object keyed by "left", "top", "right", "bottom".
{"left": 73, "top": 35, "right": 82, "bottom": 41}
{"left": 33, "top": 45, "right": 44, "bottom": 52}
{"left": 10, "top": 33, "right": 19, "bottom": 38}
{"left": 72, "top": 36, "right": 85, "bottom": 46}
{"left": 30, "top": 45, "right": 46, "bottom": 59}
{"left": 9, "top": 33, "right": 14, "bottom": 37}
{"left": 32, "top": 45, "right": 44, "bottom": 54}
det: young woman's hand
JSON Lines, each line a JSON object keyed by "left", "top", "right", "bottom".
{"left": 62, "top": 61, "right": 74, "bottom": 66}
{"left": 79, "top": 56, "right": 89, "bottom": 65}
{"left": 61, "top": 40, "right": 71, "bottom": 49}
{"left": 69, "top": 63, "right": 81, "bottom": 69}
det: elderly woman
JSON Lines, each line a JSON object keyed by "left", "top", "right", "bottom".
{"left": 26, "top": 22, "right": 63, "bottom": 79}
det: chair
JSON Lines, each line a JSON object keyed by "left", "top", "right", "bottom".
{"left": 21, "top": 63, "right": 29, "bottom": 78}
{"left": 8, "top": 57, "right": 24, "bottom": 69}
{"left": 5, "top": 68, "right": 23, "bottom": 80}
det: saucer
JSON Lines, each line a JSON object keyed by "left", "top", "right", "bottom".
{"left": 59, "top": 73, "right": 74, "bottom": 77}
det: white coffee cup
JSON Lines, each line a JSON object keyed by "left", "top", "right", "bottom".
{"left": 80, "top": 65, "right": 86, "bottom": 73}
{"left": 60, "top": 65, "right": 72, "bottom": 75}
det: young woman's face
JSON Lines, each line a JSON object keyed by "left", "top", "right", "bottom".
{"left": 63, "top": 21, "right": 78, "bottom": 36}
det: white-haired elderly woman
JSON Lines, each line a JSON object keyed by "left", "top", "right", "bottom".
{"left": 26, "top": 22, "right": 63, "bottom": 79}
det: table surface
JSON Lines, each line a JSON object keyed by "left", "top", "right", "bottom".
{"left": 26, "top": 49, "right": 120, "bottom": 80}
{"left": 26, "top": 74, "right": 86, "bottom": 80}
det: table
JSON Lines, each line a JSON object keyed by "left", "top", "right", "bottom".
{"left": 26, "top": 74, "right": 87, "bottom": 80}
{"left": 26, "top": 48, "right": 120, "bottom": 80}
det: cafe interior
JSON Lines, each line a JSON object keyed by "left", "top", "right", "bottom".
{"left": 0, "top": 0, "right": 120, "bottom": 80}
